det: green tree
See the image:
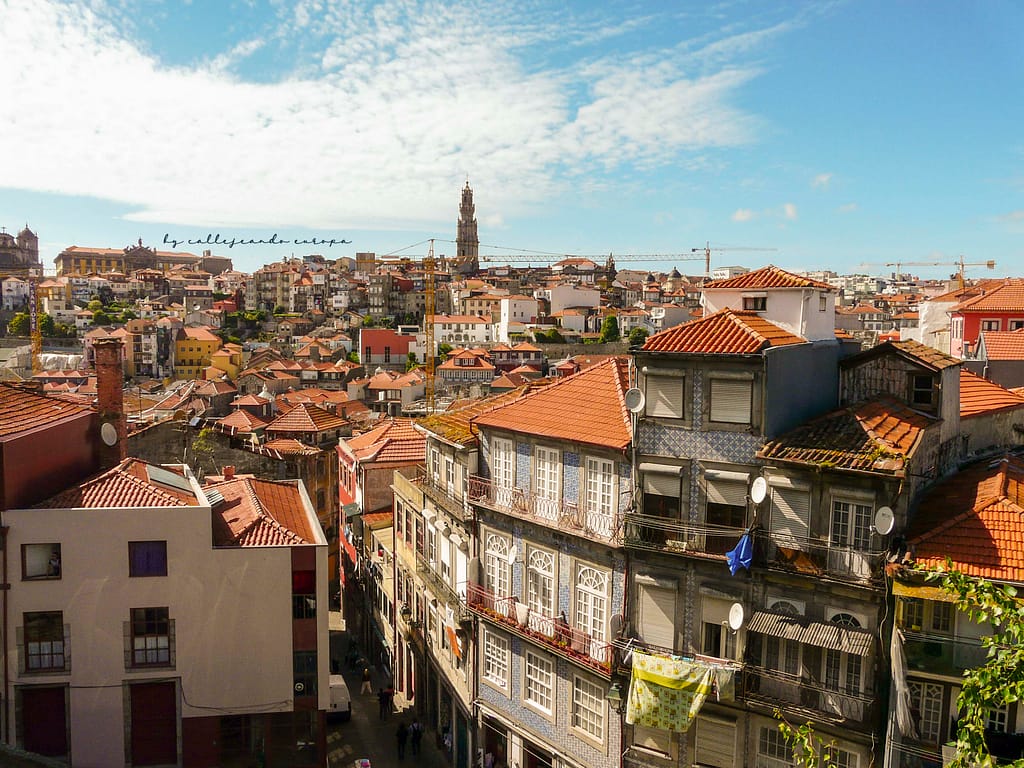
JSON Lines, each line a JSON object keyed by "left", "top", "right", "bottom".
{"left": 6, "top": 313, "right": 29, "bottom": 335}
{"left": 39, "top": 313, "right": 56, "bottom": 337}
{"left": 273, "top": 305, "right": 287, "bottom": 315}
{"left": 190, "top": 427, "right": 218, "bottom": 474}
{"left": 87, "top": 299, "right": 103, "bottom": 313}
{"left": 405, "top": 351, "right": 419, "bottom": 372}
{"left": 92, "top": 310, "right": 112, "bottom": 326}
{"left": 362, "top": 315, "right": 375, "bottom": 327}
{"left": 346, "top": 350, "right": 360, "bottom": 364}
{"left": 121, "top": 309, "right": 137, "bottom": 321}
{"left": 598, "top": 315, "right": 620, "bottom": 343}
{"left": 438, "top": 342, "right": 453, "bottom": 359}
{"left": 628, "top": 326, "right": 649, "bottom": 347}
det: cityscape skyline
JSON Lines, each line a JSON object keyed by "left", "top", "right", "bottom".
{"left": 2, "top": 0, "right": 1022, "bottom": 278}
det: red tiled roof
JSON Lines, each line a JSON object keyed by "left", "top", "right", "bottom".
{"left": 845, "top": 339, "right": 960, "bottom": 372}
{"left": 907, "top": 455, "right": 1024, "bottom": 583}
{"left": 758, "top": 396, "right": 934, "bottom": 474}
{"left": 262, "top": 438, "right": 322, "bottom": 456}
{"left": 472, "top": 357, "right": 631, "bottom": 450}
{"left": 703, "top": 265, "right": 833, "bottom": 291}
{"left": 217, "top": 409, "right": 269, "bottom": 433}
{"left": 36, "top": 459, "right": 200, "bottom": 508}
{"left": 266, "top": 403, "right": 348, "bottom": 433}
{"left": 342, "top": 419, "right": 425, "bottom": 465}
{"left": 952, "top": 279, "right": 1024, "bottom": 313}
{"left": 643, "top": 308, "right": 806, "bottom": 354}
{"left": 417, "top": 384, "right": 539, "bottom": 447}
{"left": 980, "top": 329, "right": 1024, "bottom": 361}
{"left": 960, "top": 370, "right": 1024, "bottom": 419}
{"left": 231, "top": 394, "right": 269, "bottom": 406}
{"left": 0, "top": 383, "right": 92, "bottom": 439}
{"left": 209, "top": 477, "right": 317, "bottom": 546}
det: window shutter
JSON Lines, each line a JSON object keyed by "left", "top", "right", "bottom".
{"left": 638, "top": 584, "right": 676, "bottom": 650}
{"left": 709, "top": 379, "right": 752, "bottom": 424}
{"left": 643, "top": 472, "right": 680, "bottom": 498}
{"left": 705, "top": 475, "right": 748, "bottom": 507}
{"left": 695, "top": 716, "right": 736, "bottom": 767}
{"left": 646, "top": 376, "right": 684, "bottom": 419}
{"left": 633, "top": 725, "right": 671, "bottom": 756}
{"left": 770, "top": 486, "right": 810, "bottom": 546}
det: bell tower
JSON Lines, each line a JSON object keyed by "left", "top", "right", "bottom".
{"left": 455, "top": 180, "right": 479, "bottom": 274}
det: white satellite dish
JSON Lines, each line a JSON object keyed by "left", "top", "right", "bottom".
{"left": 100, "top": 422, "right": 119, "bottom": 446}
{"left": 728, "top": 602, "right": 745, "bottom": 631}
{"left": 750, "top": 476, "right": 768, "bottom": 505}
{"left": 623, "top": 388, "right": 646, "bottom": 413}
{"left": 873, "top": 506, "right": 895, "bottom": 536}
{"left": 505, "top": 545, "right": 518, "bottom": 565}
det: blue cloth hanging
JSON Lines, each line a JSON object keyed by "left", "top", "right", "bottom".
{"left": 726, "top": 532, "right": 752, "bottom": 575}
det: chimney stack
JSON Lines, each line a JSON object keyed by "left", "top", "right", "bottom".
{"left": 94, "top": 338, "right": 127, "bottom": 466}
{"left": 224, "top": 465, "right": 235, "bottom": 481}
{"left": 310, "top": 345, "right": 321, "bottom": 363}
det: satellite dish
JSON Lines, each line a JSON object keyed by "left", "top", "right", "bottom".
{"left": 506, "top": 545, "right": 518, "bottom": 565}
{"left": 750, "top": 476, "right": 768, "bottom": 505}
{"left": 100, "top": 422, "right": 119, "bottom": 446}
{"left": 294, "top": 682, "right": 305, "bottom": 693}
{"left": 873, "top": 506, "right": 895, "bottom": 536}
{"left": 623, "top": 387, "right": 646, "bottom": 413}
{"left": 728, "top": 602, "right": 745, "bottom": 631}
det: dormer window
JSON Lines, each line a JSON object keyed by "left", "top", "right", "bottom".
{"left": 742, "top": 294, "right": 767, "bottom": 312}
{"left": 909, "top": 373, "right": 937, "bottom": 410}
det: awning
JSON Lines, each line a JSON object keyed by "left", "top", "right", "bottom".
{"left": 892, "top": 581, "right": 955, "bottom": 603}
{"left": 747, "top": 610, "right": 875, "bottom": 657}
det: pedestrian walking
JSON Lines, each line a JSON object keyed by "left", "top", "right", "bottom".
{"left": 396, "top": 722, "right": 409, "bottom": 760}
{"left": 360, "top": 667, "right": 372, "bottom": 695}
{"left": 410, "top": 719, "right": 423, "bottom": 755}
{"left": 378, "top": 687, "right": 389, "bottom": 720}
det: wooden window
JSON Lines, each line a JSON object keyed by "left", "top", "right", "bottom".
{"left": 129, "top": 607, "right": 172, "bottom": 667}
{"left": 22, "top": 543, "right": 61, "bottom": 580}
{"left": 572, "top": 675, "right": 605, "bottom": 743}
{"left": 23, "top": 611, "right": 66, "bottom": 672}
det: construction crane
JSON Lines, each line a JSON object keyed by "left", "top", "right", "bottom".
{"left": 424, "top": 239, "right": 436, "bottom": 414}
{"left": 478, "top": 252, "right": 705, "bottom": 267}
{"left": 28, "top": 271, "right": 42, "bottom": 375}
{"left": 690, "top": 243, "right": 778, "bottom": 281}
{"left": 859, "top": 257, "right": 996, "bottom": 289}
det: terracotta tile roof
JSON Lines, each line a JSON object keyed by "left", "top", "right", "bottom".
{"left": 342, "top": 419, "right": 425, "bottom": 465}
{"left": 472, "top": 357, "right": 631, "bottom": 451}
{"left": 703, "top": 265, "right": 833, "bottom": 291}
{"left": 907, "top": 455, "right": 1024, "bottom": 582}
{"left": 182, "top": 327, "right": 220, "bottom": 342}
{"left": 209, "top": 477, "right": 318, "bottom": 546}
{"left": 417, "top": 384, "right": 538, "bottom": 447}
{"left": 260, "top": 438, "right": 323, "bottom": 456}
{"left": 231, "top": 394, "right": 269, "bottom": 407}
{"left": 0, "top": 384, "right": 92, "bottom": 439}
{"left": 980, "top": 329, "right": 1024, "bottom": 361}
{"left": 758, "top": 396, "right": 934, "bottom": 475}
{"left": 959, "top": 370, "right": 1024, "bottom": 419}
{"left": 266, "top": 403, "right": 348, "bottom": 433}
{"left": 361, "top": 511, "right": 393, "bottom": 529}
{"left": 36, "top": 458, "right": 200, "bottom": 508}
{"left": 952, "top": 279, "right": 1024, "bottom": 313}
{"left": 643, "top": 308, "right": 806, "bottom": 354}
{"left": 217, "top": 409, "right": 269, "bottom": 433}
{"left": 846, "top": 339, "right": 960, "bottom": 372}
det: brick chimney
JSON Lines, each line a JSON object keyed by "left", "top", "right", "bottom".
{"left": 223, "top": 465, "right": 235, "bottom": 480}
{"left": 94, "top": 338, "right": 127, "bottom": 467}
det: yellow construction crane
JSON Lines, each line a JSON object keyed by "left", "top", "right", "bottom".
{"left": 859, "top": 257, "right": 996, "bottom": 289}
{"left": 28, "top": 271, "right": 42, "bottom": 375}
{"left": 690, "top": 243, "right": 778, "bottom": 281}
{"left": 424, "top": 239, "right": 436, "bottom": 414}
{"left": 479, "top": 252, "right": 705, "bottom": 266}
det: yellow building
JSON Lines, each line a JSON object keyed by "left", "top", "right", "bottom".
{"left": 173, "top": 326, "right": 221, "bottom": 380}
{"left": 208, "top": 343, "right": 243, "bottom": 380}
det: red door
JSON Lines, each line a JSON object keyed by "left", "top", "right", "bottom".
{"left": 130, "top": 681, "right": 178, "bottom": 766}
{"left": 22, "top": 686, "right": 68, "bottom": 757}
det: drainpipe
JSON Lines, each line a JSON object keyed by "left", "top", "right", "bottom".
{"left": 2, "top": 523, "right": 9, "bottom": 744}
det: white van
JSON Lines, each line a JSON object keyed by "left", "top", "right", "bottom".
{"left": 328, "top": 674, "right": 352, "bottom": 722}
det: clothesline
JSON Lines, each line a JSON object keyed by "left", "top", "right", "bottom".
{"left": 611, "top": 637, "right": 742, "bottom": 670}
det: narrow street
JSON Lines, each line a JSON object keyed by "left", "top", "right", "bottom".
{"left": 327, "top": 639, "right": 450, "bottom": 768}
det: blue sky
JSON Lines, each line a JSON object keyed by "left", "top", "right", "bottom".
{"left": 1, "top": 0, "right": 1022, "bottom": 278}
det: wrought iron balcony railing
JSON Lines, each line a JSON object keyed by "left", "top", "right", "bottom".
{"left": 622, "top": 513, "right": 746, "bottom": 557}
{"left": 756, "top": 532, "right": 887, "bottom": 584}
{"left": 416, "top": 465, "right": 472, "bottom": 523}
{"left": 743, "top": 665, "right": 875, "bottom": 728}
{"left": 466, "top": 582, "right": 613, "bottom": 677}
{"left": 416, "top": 551, "right": 471, "bottom": 624}
{"left": 467, "top": 476, "right": 617, "bottom": 542}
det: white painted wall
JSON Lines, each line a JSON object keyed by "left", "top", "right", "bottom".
{"left": 702, "top": 287, "right": 836, "bottom": 342}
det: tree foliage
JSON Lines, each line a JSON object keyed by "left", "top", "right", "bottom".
{"left": 628, "top": 326, "right": 649, "bottom": 347}
{"left": 405, "top": 351, "right": 419, "bottom": 372}
{"left": 6, "top": 313, "right": 29, "bottom": 335}
{"left": 598, "top": 315, "right": 620, "bottom": 343}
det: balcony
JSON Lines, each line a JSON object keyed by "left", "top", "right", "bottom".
{"left": 467, "top": 476, "right": 617, "bottom": 542}
{"left": 622, "top": 513, "right": 746, "bottom": 558}
{"left": 902, "top": 630, "right": 988, "bottom": 677}
{"left": 416, "top": 551, "right": 471, "bottom": 624}
{"left": 743, "top": 665, "right": 875, "bottom": 729}
{"left": 757, "top": 532, "right": 886, "bottom": 584}
{"left": 416, "top": 465, "right": 472, "bottom": 523}
{"left": 466, "top": 582, "right": 613, "bottom": 678}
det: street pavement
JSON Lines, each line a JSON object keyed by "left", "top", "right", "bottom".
{"left": 327, "top": 644, "right": 448, "bottom": 768}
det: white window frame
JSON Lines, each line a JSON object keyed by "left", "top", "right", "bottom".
{"left": 909, "top": 681, "right": 944, "bottom": 744}
{"left": 583, "top": 456, "right": 616, "bottom": 536}
{"left": 526, "top": 546, "right": 555, "bottom": 631}
{"left": 483, "top": 628, "right": 510, "bottom": 692}
{"left": 572, "top": 674, "right": 605, "bottom": 746}
{"left": 524, "top": 650, "right": 554, "bottom": 716}
{"left": 757, "top": 725, "right": 793, "bottom": 768}
{"left": 491, "top": 436, "right": 514, "bottom": 490}
{"left": 830, "top": 497, "right": 873, "bottom": 550}
{"left": 575, "top": 565, "right": 609, "bottom": 646}
{"left": 484, "top": 531, "right": 512, "bottom": 599}
{"left": 534, "top": 446, "right": 561, "bottom": 502}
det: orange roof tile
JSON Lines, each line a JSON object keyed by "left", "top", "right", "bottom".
{"left": 472, "top": 357, "right": 631, "bottom": 451}
{"left": 907, "top": 455, "right": 1024, "bottom": 583}
{"left": 758, "top": 396, "right": 934, "bottom": 474}
{"left": 417, "top": 384, "right": 539, "bottom": 446}
{"left": 952, "top": 279, "right": 1024, "bottom": 313}
{"left": 209, "top": 477, "right": 317, "bottom": 546}
{"left": 980, "top": 329, "right": 1024, "bottom": 361}
{"left": 342, "top": 419, "right": 425, "bottom": 465}
{"left": 643, "top": 308, "right": 806, "bottom": 354}
{"left": 0, "top": 383, "right": 92, "bottom": 439}
{"left": 216, "top": 409, "right": 269, "bottom": 433}
{"left": 266, "top": 403, "right": 348, "bottom": 433}
{"left": 959, "top": 369, "right": 1024, "bottom": 418}
{"left": 36, "top": 459, "right": 200, "bottom": 508}
{"left": 261, "top": 438, "right": 323, "bottom": 456}
{"left": 704, "top": 265, "right": 833, "bottom": 291}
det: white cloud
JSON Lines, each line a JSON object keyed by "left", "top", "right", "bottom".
{"left": 838, "top": 202, "right": 858, "bottom": 213}
{"left": 732, "top": 209, "right": 755, "bottom": 222}
{"left": 997, "top": 210, "right": 1024, "bottom": 223}
{"left": 783, "top": 203, "right": 798, "bottom": 220}
{"left": 812, "top": 172, "right": 832, "bottom": 188}
{"left": 0, "top": 0, "right": 781, "bottom": 230}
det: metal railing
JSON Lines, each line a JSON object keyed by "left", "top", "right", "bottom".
{"left": 415, "top": 551, "right": 471, "bottom": 624}
{"left": 467, "top": 476, "right": 617, "bottom": 542}
{"left": 466, "top": 582, "right": 614, "bottom": 676}
{"left": 743, "top": 665, "right": 875, "bottom": 727}
{"left": 622, "top": 513, "right": 746, "bottom": 557}
{"left": 416, "top": 465, "right": 472, "bottom": 523}
{"left": 756, "top": 532, "right": 887, "bottom": 583}
{"left": 901, "top": 629, "right": 989, "bottom": 675}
